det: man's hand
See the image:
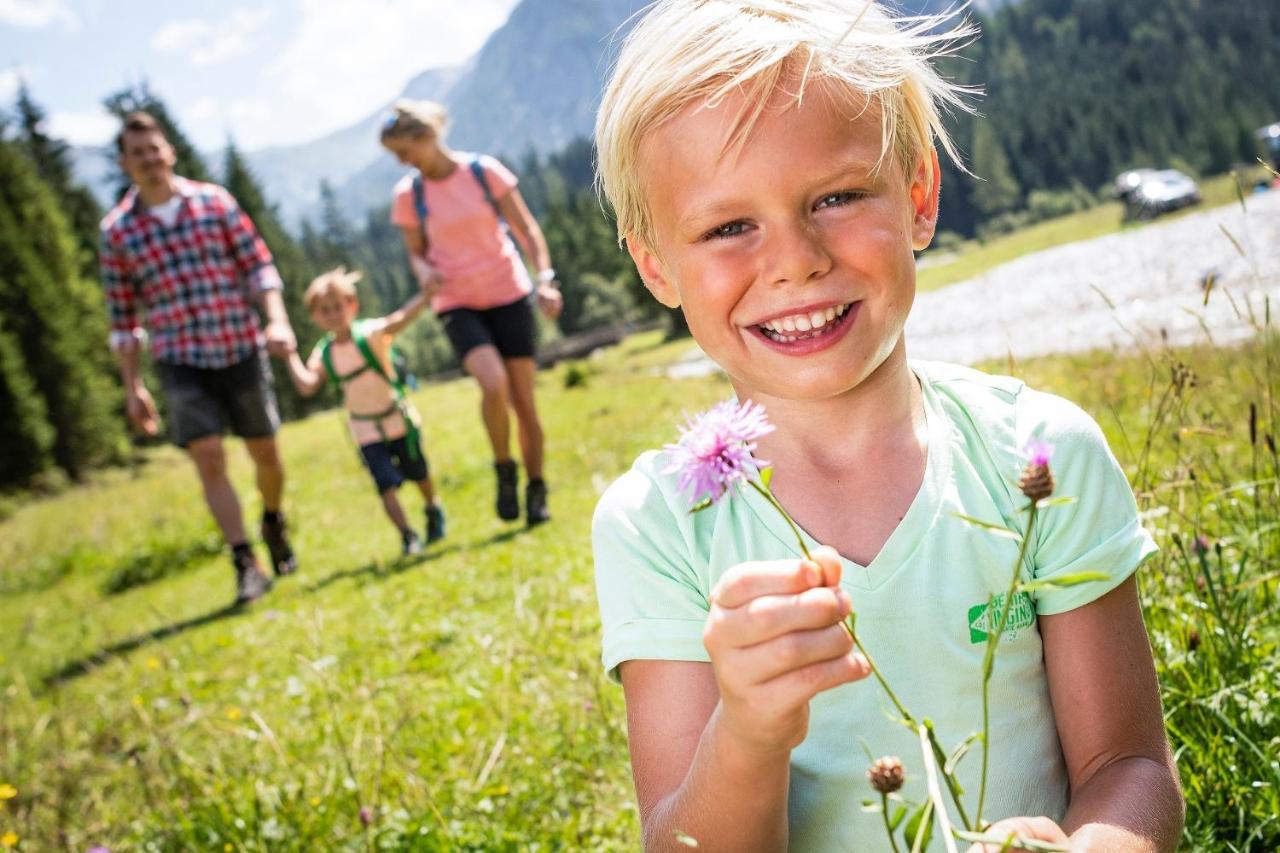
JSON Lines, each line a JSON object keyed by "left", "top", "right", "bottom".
{"left": 125, "top": 385, "right": 160, "bottom": 437}
{"left": 965, "top": 816, "right": 1071, "bottom": 852}
{"left": 263, "top": 320, "right": 296, "bottom": 358}
{"left": 703, "top": 546, "right": 870, "bottom": 757}
{"left": 535, "top": 283, "right": 563, "bottom": 319}
{"left": 410, "top": 255, "right": 443, "bottom": 298}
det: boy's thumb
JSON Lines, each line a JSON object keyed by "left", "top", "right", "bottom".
{"left": 809, "top": 545, "right": 842, "bottom": 587}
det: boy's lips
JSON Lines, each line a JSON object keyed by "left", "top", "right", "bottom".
{"left": 747, "top": 300, "right": 860, "bottom": 354}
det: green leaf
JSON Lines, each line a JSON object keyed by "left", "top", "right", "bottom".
{"left": 888, "top": 803, "right": 908, "bottom": 832}
{"left": 861, "top": 799, "right": 883, "bottom": 813}
{"left": 951, "top": 513, "right": 1023, "bottom": 542}
{"left": 1036, "top": 495, "right": 1077, "bottom": 509}
{"left": 905, "top": 801, "right": 934, "bottom": 852}
{"left": 759, "top": 466, "right": 774, "bottom": 488}
{"left": 688, "top": 497, "right": 713, "bottom": 514}
{"left": 944, "top": 732, "right": 982, "bottom": 775}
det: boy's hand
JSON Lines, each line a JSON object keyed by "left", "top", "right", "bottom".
{"left": 410, "top": 255, "right": 443, "bottom": 297}
{"left": 264, "top": 320, "right": 296, "bottom": 358}
{"left": 965, "top": 816, "right": 1070, "bottom": 852}
{"left": 704, "top": 546, "right": 870, "bottom": 756}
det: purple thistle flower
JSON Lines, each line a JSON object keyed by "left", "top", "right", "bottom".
{"left": 1024, "top": 439, "right": 1054, "bottom": 469}
{"left": 359, "top": 806, "right": 373, "bottom": 827}
{"left": 665, "top": 399, "right": 774, "bottom": 505}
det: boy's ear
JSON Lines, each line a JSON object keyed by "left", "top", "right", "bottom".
{"left": 625, "top": 237, "right": 681, "bottom": 309}
{"left": 909, "top": 148, "right": 942, "bottom": 252}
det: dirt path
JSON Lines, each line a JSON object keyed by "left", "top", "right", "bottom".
{"left": 905, "top": 190, "right": 1280, "bottom": 363}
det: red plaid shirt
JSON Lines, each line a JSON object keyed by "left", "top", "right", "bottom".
{"left": 99, "top": 177, "right": 283, "bottom": 369}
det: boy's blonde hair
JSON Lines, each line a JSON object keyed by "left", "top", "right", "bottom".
{"left": 595, "top": 0, "right": 976, "bottom": 247}
{"left": 304, "top": 267, "right": 362, "bottom": 312}
{"left": 380, "top": 99, "right": 451, "bottom": 144}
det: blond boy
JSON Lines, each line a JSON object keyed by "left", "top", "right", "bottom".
{"left": 591, "top": 1, "right": 1183, "bottom": 850}
{"left": 287, "top": 267, "right": 444, "bottom": 555}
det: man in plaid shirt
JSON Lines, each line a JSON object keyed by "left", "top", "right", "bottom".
{"left": 101, "top": 112, "right": 298, "bottom": 604}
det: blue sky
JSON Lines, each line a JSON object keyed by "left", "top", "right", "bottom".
{"left": 0, "top": 0, "right": 520, "bottom": 150}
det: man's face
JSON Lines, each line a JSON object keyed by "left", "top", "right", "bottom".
{"left": 627, "top": 80, "right": 939, "bottom": 404}
{"left": 118, "top": 129, "right": 177, "bottom": 189}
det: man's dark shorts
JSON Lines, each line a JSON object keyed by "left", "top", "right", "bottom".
{"left": 156, "top": 350, "right": 280, "bottom": 448}
{"left": 360, "top": 436, "right": 429, "bottom": 493}
{"left": 438, "top": 295, "right": 537, "bottom": 362}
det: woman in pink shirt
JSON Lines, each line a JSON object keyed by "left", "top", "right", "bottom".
{"left": 382, "top": 99, "right": 563, "bottom": 527}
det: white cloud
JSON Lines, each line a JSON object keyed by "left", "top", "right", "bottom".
{"left": 151, "top": 8, "right": 270, "bottom": 66}
{"left": 0, "top": 66, "right": 32, "bottom": 101}
{"left": 46, "top": 108, "right": 116, "bottom": 146}
{"left": 0, "top": 0, "right": 76, "bottom": 29}
{"left": 264, "top": 0, "right": 519, "bottom": 145}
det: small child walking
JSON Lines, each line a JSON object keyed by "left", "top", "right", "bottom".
{"left": 287, "top": 266, "right": 445, "bottom": 555}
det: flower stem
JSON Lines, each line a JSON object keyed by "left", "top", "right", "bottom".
{"left": 747, "top": 479, "right": 812, "bottom": 561}
{"left": 975, "top": 501, "right": 1038, "bottom": 828}
{"left": 881, "top": 792, "right": 903, "bottom": 853}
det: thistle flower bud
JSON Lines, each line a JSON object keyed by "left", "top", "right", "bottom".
{"left": 1018, "top": 463, "right": 1055, "bottom": 502}
{"left": 867, "top": 756, "right": 905, "bottom": 794}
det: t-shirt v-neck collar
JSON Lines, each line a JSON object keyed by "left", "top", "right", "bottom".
{"left": 739, "top": 362, "right": 952, "bottom": 591}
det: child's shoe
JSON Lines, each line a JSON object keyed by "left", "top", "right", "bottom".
{"left": 260, "top": 510, "right": 298, "bottom": 576}
{"left": 526, "top": 479, "right": 550, "bottom": 527}
{"left": 426, "top": 503, "right": 447, "bottom": 543}
{"left": 494, "top": 460, "right": 520, "bottom": 521}
{"left": 401, "top": 529, "right": 424, "bottom": 556}
{"left": 232, "top": 545, "right": 273, "bottom": 605}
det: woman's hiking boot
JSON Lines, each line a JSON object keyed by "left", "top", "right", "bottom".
{"left": 494, "top": 461, "right": 520, "bottom": 521}
{"left": 526, "top": 479, "right": 550, "bottom": 527}
{"left": 426, "top": 503, "right": 447, "bottom": 543}
{"left": 232, "top": 545, "right": 272, "bottom": 605}
{"left": 401, "top": 528, "right": 424, "bottom": 556}
{"left": 260, "top": 510, "right": 298, "bottom": 577}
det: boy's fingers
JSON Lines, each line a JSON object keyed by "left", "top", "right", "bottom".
{"left": 762, "top": 650, "right": 871, "bottom": 703}
{"left": 810, "top": 545, "right": 843, "bottom": 587}
{"left": 712, "top": 559, "right": 825, "bottom": 609}
{"left": 737, "top": 621, "right": 856, "bottom": 684}
{"left": 711, "top": 585, "right": 851, "bottom": 649}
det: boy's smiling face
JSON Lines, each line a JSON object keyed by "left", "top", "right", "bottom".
{"left": 628, "top": 81, "right": 940, "bottom": 402}
{"left": 310, "top": 292, "right": 358, "bottom": 334}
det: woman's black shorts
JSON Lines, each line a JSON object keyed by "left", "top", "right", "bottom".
{"left": 438, "top": 295, "right": 537, "bottom": 362}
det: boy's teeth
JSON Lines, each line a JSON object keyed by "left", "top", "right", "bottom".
{"left": 781, "top": 317, "right": 796, "bottom": 332}
{"left": 758, "top": 303, "right": 852, "bottom": 341}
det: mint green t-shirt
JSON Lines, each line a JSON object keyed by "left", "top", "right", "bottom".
{"left": 592, "top": 360, "right": 1157, "bottom": 852}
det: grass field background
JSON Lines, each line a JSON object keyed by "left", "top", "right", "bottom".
{"left": 2, "top": 214, "right": 1278, "bottom": 849}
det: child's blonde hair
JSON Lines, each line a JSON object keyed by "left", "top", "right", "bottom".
{"left": 595, "top": 0, "right": 976, "bottom": 247}
{"left": 304, "top": 267, "right": 362, "bottom": 312}
{"left": 380, "top": 99, "right": 451, "bottom": 144}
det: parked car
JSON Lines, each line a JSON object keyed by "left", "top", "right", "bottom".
{"left": 1115, "top": 168, "right": 1201, "bottom": 221}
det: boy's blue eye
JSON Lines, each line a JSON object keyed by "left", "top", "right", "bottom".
{"left": 702, "top": 220, "right": 749, "bottom": 241}
{"left": 816, "top": 190, "right": 865, "bottom": 209}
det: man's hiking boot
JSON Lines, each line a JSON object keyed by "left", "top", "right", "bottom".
{"left": 401, "top": 528, "right": 424, "bottom": 557}
{"left": 426, "top": 503, "right": 447, "bottom": 543}
{"left": 494, "top": 461, "right": 520, "bottom": 521}
{"left": 526, "top": 479, "right": 550, "bottom": 527}
{"left": 233, "top": 547, "right": 273, "bottom": 605}
{"left": 260, "top": 511, "right": 298, "bottom": 576}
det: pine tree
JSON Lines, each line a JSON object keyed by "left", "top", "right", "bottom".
{"left": 0, "top": 314, "right": 55, "bottom": 486}
{"left": 0, "top": 137, "right": 125, "bottom": 482}
{"left": 12, "top": 84, "right": 103, "bottom": 277}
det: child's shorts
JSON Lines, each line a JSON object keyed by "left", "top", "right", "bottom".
{"left": 359, "top": 436, "right": 428, "bottom": 493}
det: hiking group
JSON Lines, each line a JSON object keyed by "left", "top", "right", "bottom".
{"left": 101, "top": 104, "right": 561, "bottom": 605}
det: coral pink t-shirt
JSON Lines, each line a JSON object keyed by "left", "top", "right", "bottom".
{"left": 390, "top": 154, "right": 532, "bottom": 314}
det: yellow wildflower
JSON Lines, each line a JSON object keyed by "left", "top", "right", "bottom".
{"left": 0, "top": 785, "right": 14, "bottom": 800}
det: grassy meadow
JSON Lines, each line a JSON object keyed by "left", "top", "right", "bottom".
{"left": 2, "top": 316, "right": 1278, "bottom": 848}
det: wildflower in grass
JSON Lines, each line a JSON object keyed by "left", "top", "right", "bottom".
{"left": 0, "top": 784, "right": 14, "bottom": 800}
{"left": 867, "top": 756, "right": 905, "bottom": 794}
{"left": 665, "top": 399, "right": 773, "bottom": 507}
{"left": 1, "top": 831, "right": 17, "bottom": 848}
{"left": 145, "top": 657, "right": 160, "bottom": 670}
{"left": 225, "top": 706, "right": 242, "bottom": 721}
{"left": 359, "top": 806, "right": 373, "bottom": 826}
{"left": 310, "top": 796, "right": 322, "bottom": 807}
{"left": 88, "top": 846, "right": 110, "bottom": 853}
{"left": 1192, "top": 534, "right": 1210, "bottom": 557}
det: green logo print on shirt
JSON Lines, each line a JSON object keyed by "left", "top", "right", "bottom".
{"left": 967, "top": 591, "right": 1036, "bottom": 643}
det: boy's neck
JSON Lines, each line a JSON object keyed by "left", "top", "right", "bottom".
{"left": 331, "top": 326, "right": 353, "bottom": 341}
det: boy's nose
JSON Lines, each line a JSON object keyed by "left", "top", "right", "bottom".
{"left": 762, "top": 220, "right": 833, "bottom": 287}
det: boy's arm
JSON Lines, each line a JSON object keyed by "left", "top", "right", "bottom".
{"left": 285, "top": 350, "right": 325, "bottom": 398}
{"left": 380, "top": 285, "right": 431, "bottom": 337}
{"left": 620, "top": 551, "right": 868, "bottom": 852}
{"left": 1041, "top": 576, "right": 1183, "bottom": 851}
